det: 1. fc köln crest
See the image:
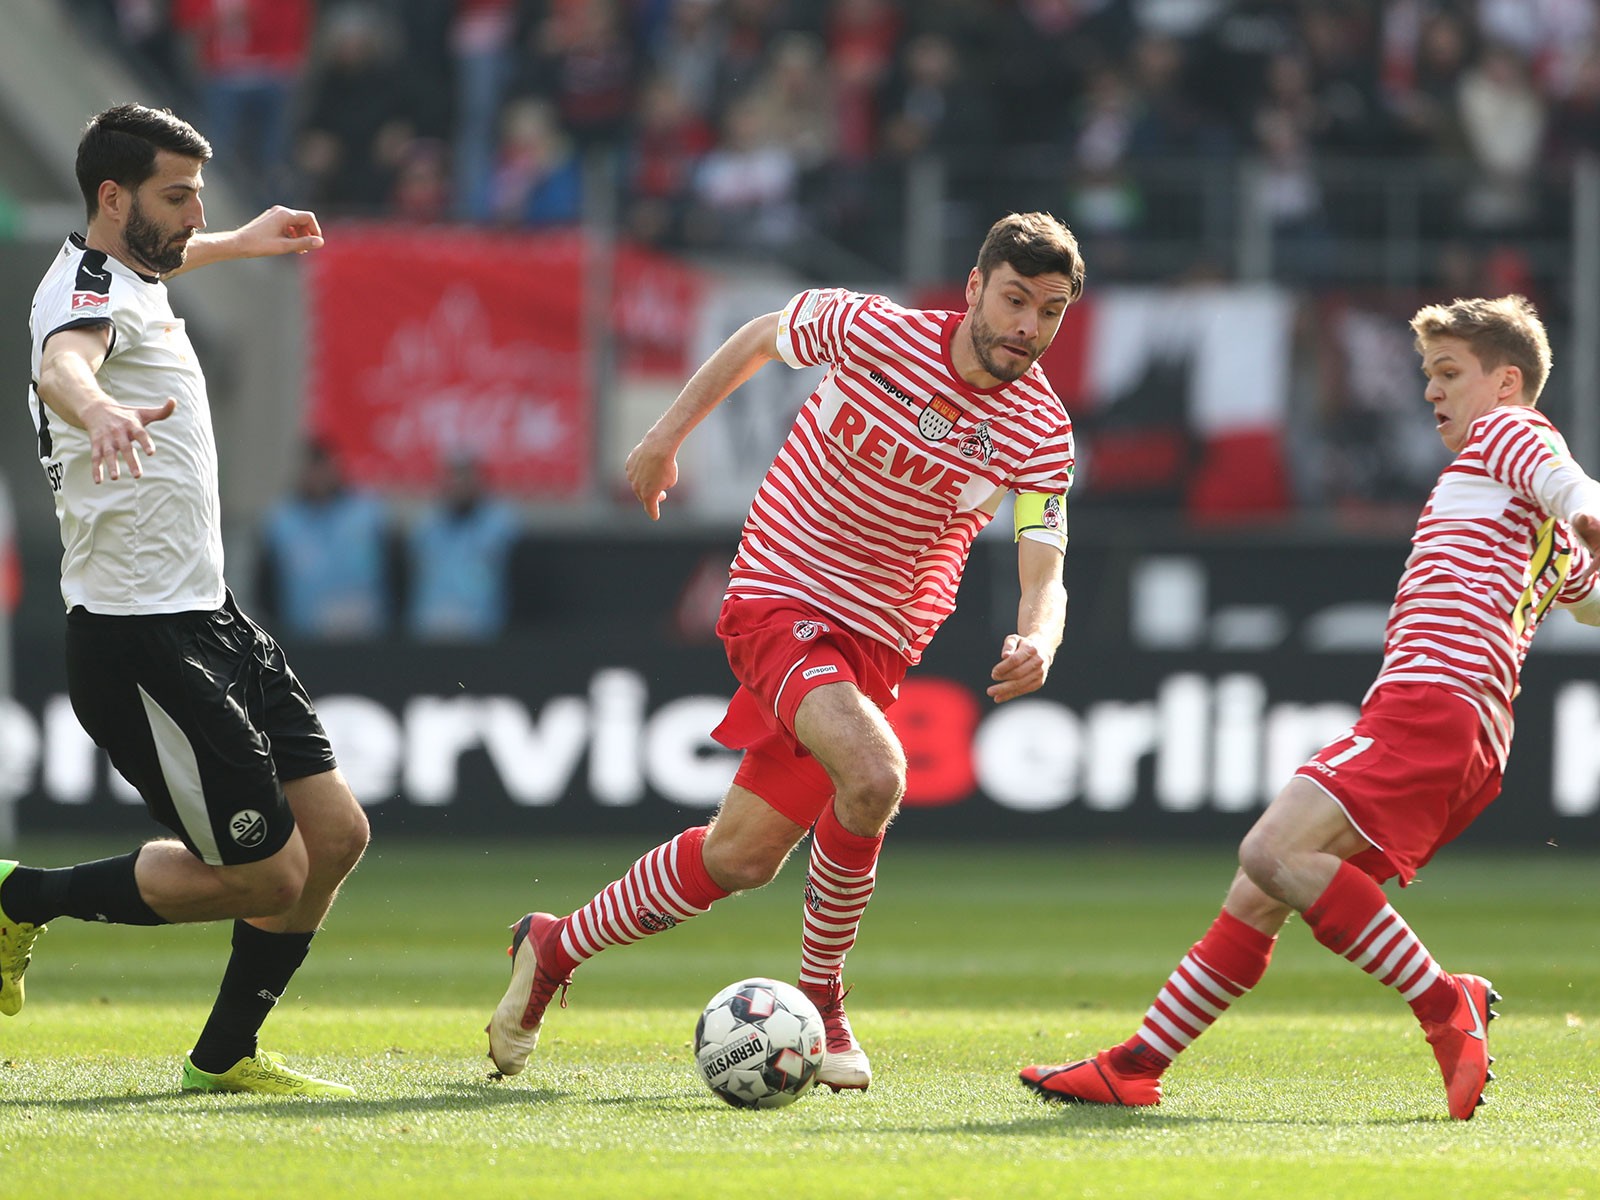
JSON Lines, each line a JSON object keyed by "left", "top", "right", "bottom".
{"left": 918, "top": 395, "right": 963, "bottom": 440}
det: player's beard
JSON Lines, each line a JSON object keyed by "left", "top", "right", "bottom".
{"left": 968, "top": 309, "right": 1037, "bottom": 384}
{"left": 124, "top": 197, "right": 191, "bottom": 275}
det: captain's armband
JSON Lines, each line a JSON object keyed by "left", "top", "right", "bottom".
{"left": 1013, "top": 490, "right": 1068, "bottom": 551}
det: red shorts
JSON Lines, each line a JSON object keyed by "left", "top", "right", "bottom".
{"left": 711, "top": 595, "right": 907, "bottom": 827}
{"left": 1295, "top": 682, "right": 1501, "bottom": 885}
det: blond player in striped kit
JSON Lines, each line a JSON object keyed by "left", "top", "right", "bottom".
{"left": 1023, "top": 294, "right": 1600, "bottom": 1121}
{"left": 487, "top": 212, "right": 1085, "bottom": 1091}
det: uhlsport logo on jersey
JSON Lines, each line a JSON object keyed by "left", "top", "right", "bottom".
{"left": 792, "top": 619, "right": 830, "bottom": 642}
{"left": 918, "top": 395, "right": 963, "bottom": 441}
{"left": 229, "top": 809, "right": 268, "bottom": 848}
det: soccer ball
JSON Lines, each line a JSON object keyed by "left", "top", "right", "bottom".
{"left": 693, "top": 977, "right": 825, "bottom": 1109}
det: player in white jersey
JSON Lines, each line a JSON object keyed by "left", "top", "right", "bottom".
{"left": 0, "top": 104, "right": 368, "bottom": 1097}
{"left": 488, "top": 212, "right": 1085, "bottom": 1089}
{"left": 1023, "top": 294, "right": 1600, "bottom": 1121}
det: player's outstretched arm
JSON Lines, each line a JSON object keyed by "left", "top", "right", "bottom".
{"left": 625, "top": 311, "right": 782, "bottom": 520}
{"left": 987, "top": 537, "right": 1067, "bottom": 703}
{"left": 165, "top": 206, "right": 324, "bottom": 278}
{"left": 37, "top": 326, "right": 176, "bottom": 483}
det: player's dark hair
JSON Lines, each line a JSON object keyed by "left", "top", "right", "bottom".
{"left": 76, "top": 104, "right": 212, "bottom": 221}
{"left": 1410, "top": 294, "right": 1552, "bottom": 403}
{"left": 975, "top": 212, "right": 1086, "bottom": 302}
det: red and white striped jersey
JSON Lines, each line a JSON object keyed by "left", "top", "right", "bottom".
{"left": 727, "top": 287, "right": 1075, "bottom": 664}
{"left": 1371, "top": 405, "right": 1600, "bottom": 763}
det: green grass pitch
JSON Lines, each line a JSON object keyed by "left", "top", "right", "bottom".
{"left": 2, "top": 837, "right": 1598, "bottom": 1199}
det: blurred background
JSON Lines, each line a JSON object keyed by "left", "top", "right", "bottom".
{"left": 3, "top": 0, "right": 1600, "bottom": 853}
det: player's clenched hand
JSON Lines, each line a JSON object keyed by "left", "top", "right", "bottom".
{"left": 987, "top": 633, "right": 1050, "bottom": 703}
{"left": 82, "top": 396, "right": 176, "bottom": 483}
{"left": 1573, "top": 511, "right": 1600, "bottom": 585}
{"left": 236, "top": 205, "right": 325, "bottom": 257}
{"left": 625, "top": 434, "right": 680, "bottom": 520}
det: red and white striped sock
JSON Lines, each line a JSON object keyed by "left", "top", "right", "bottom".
{"left": 555, "top": 826, "right": 729, "bottom": 970}
{"left": 798, "top": 803, "right": 883, "bottom": 990}
{"left": 1109, "top": 908, "right": 1276, "bottom": 1077}
{"left": 1303, "top": 860, "right": 1457, "bottom": 1023}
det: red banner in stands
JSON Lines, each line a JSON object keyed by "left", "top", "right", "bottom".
{"left": 307, "top": 226, "right": 591, "bottom": 496}
{"left": 612, "top": 243, "right": 705, "bottom": 380}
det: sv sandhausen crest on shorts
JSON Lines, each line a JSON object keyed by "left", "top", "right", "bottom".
{"left": 917, "top": 395, "right": 963, "bottom": 441}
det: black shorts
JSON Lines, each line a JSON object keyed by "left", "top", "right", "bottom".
{"left": 65, "top": 591, "right": 338, "bottom": 866}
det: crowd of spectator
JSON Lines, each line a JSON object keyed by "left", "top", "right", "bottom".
{"left": 68, "top": 0, "right": 1600, "bottom": 277}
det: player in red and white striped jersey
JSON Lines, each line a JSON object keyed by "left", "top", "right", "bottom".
{"left": 488, "top": 213, "right": 1085, "bottom": 1091}
{"left": 1023, "top": 294, "right": 1600, "bottom": 1120}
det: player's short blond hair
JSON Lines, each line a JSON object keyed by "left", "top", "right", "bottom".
{"left": 1410, "top": 294, "right": 1552, "bottom": 403}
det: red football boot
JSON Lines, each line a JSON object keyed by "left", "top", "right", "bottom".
{"left": 1020, "top": 1049, "right": 1163, "bottom": 1107}
{"left": 801, "top": 978, "right": 871, "bottom": 1092}
{"left": 486, "top": 912, "right": 574, "bottom": 1077}
{"left": 1421, "top": 973, "right": 1499, "bottom": 1120}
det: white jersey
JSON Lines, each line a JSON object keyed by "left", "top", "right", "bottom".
{"left": 729, "top": 288, "right": 1075, "bottom": 663}
{"left": 28, "top": 234, "right": 224, "bottom": 614}
{"left": 1371, "top": 404, "right": 1600, "bottom": 764}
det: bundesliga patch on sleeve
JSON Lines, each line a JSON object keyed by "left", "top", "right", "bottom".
{"left": 70, "top": 291, "right": 111, "bottom": 315}
{"left": 790, "top": 291, "right": 825, "bottom": 328}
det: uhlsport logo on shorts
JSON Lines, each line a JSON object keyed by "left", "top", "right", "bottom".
{"left": 229, "top": 809, "right": 268, "bottom": 848}
{"left": 792, "top": 619, "right": 830, "bottom": 642}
